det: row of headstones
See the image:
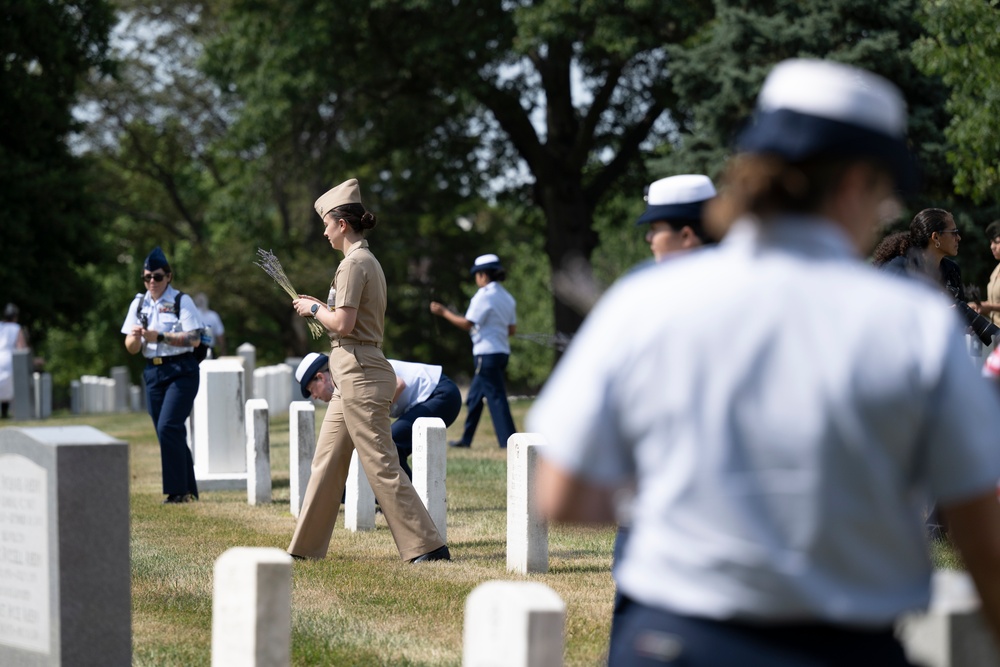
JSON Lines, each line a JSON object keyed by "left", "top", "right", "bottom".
{"left": 245, "top": 399, "right": 538, "bottom": 573}
{"left": 5, "top": 349, "right": 52, "bottom": 421}
{"left": 1, "top": 425, "right": 998, "bottom": 666}
{"left": 213, "top": 547, "right": 564, "bottom": 667}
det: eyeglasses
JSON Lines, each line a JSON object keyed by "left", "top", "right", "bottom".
{"left": 143, "top": 272, "right": 167, "bottom": 283}
{"left": 940, "top": 229, "right": 961, "bottom": 236}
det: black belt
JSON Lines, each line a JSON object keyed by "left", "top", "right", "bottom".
{"left": 147, "top": 352, "right": 195, "bottom": 366}
{"left": 331, "top": 339, "right": 382, "bottom": 349}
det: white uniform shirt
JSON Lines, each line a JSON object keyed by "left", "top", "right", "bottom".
{"left": 465, "top": 281, "right": 516, "bottom": 355}
{"left": 0, "top": 322, "right": 22, "bottom": 402}
{"left": 388, "top": 359, "right": 443, "bottom": 418}
{"left": 121, "top": 286, "right": 203, "bottom": 358}
{"left": 527, "top": 216, "right": 1000, "bottom": 626}
{"left": 198, "top": 307, "right": 225, "bottom": 336}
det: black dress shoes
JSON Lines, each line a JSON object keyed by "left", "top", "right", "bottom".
{"left": 410, "top": 545, "right": 451, "bottom": 563}
{"left": 163, "top": 494, "right": 190, "bottom": 504}
{"left": 448, "top": 440, "right": 470, "bottom": 448}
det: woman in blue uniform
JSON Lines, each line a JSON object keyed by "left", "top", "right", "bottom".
{"left": 122, "top": 246, "right": 204, "bottom": 504}
{"left": 430, "top": 253, "right": 517, "bottom": 449}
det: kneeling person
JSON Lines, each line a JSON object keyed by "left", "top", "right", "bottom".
{"left": 296, "top": 354, "right": 462, "bottom": 479}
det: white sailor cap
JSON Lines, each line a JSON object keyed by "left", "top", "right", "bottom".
{"left": 636, "top": 174, "right": 716, "bottom": 226}
{"left": 295, "top": 352, "right": 329, "bottom": 398}
{"left": 470, "top": 253, "right": 504, "bottom": 275}
{"left": 737, "top": 59, "right": 917, "bottom": 192}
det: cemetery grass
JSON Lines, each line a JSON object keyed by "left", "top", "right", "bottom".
{"left": 20, "top": 404, "right": 966, "bottom": 666}
{"left": 33, "top": 399, "right": 617, "bottom": 666}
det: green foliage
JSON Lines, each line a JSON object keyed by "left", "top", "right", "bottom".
{"left": 912, "top": 0, "right": 1000, "bottom": 205}
{"left": 0, "top": 0, "right": 115, "bottom": 341}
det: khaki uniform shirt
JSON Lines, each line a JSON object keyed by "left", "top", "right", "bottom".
{"left": 331, "top": 239, "right": 386, "bottom": 344}
{"left": 989, "top": 263, "right": 1000, "bottom": 327}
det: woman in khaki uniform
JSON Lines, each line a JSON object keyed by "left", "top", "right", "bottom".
{"left": 288, "top": 178, "right": 449, "bottom": 563}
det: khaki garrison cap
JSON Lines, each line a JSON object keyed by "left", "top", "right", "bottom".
{"left": 314, "top": 178, "right": 363, "bottom": 219}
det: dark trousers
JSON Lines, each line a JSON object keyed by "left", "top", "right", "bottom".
{"left": 392, "top": 375, "right": 462, "bottom": 479}
{"left": 143, "top": 354, "right": 200, "bottom": 497}
{"left": 459, "top": 353, "right": 516, "bottom": 448}
{"left": 609, "top": 597, "right": 913, "bottom": 666}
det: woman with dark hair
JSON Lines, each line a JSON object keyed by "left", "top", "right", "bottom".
{"left": 0, "top": 303, "right": 28, "bottom": 419}
{"left": 874, "top": 208, "right": 965, "bottom": 301}
{"left": 287, "top": 178, "right": 448, "bottom": 563}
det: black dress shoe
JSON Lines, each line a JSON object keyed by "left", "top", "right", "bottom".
{"left": 448, "top": 440, "right": 470, "bottom": 448}
{"left": 163, "top": 494, "right": 189, "bottom": 504}
{"left": 409, "top": 545, "right": 451, "bottom": 563}
{"left": 289, "top": 554, "right": 306, "bottom": 561}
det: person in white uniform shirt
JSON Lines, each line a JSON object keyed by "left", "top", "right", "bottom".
{"left": 122, "top": 246, "right": 205, "bottom": 504}
{"left": 194, "top": 292, "right": 226, "bottom": 357}
{"left": 295, "top": 353, "right": 461, "bottom": 479}
{"left": 0, "top": 303, "right": 28, "bottom": 419}
{"left": 527, "top": 59, "right": 1000, "bottom": 666}
{"left": 430, "top": 253, "right": 517, "bottom": 449}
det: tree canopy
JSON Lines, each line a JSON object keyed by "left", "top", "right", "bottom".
{"left": 912, "top": 0, "right": 1000, "bottom": 205}
{"left": 0, "top": 0, "right": 115, "bottom": 328}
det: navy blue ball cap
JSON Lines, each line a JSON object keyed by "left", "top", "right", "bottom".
{"left": 295, "top": 352, "right": 329, "bottom": 398}
{"left": 144, "top": 246, "right": 170, "bottom": 272}
{"left": 636, "top": 175, "right": 717, "bottom": 226}
{"left": 736, "top": 59, "right": 917, "bottom": 193}
{"left": 470, "top": 253, "right": 503, "bottom": 275}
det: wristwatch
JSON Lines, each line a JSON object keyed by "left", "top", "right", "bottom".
{"left": 310, "top": 303, "right": 321, "bottom": 317}
{"left": 156, "top": 332, "right": 165, "bottom": 342}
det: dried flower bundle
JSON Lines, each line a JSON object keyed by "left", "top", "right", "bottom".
{"left": 255, "top": 248, "right": 325, "bottom": 339}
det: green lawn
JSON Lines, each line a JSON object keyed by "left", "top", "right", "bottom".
{"left": 11, "top": 399, "right": 616, "bottom": 666}
{"left": 5, "top": 399, "right": 963, "bottom": 666}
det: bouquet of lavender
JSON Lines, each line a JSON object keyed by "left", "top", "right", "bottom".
{"left": 255, "top": 248, "right": 325, "bottom": 339}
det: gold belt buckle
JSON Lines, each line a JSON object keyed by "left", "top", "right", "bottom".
{"left": 153, "top": 357, "right": 163, "bottom": 366}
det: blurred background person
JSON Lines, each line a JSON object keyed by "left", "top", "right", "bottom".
{"left": 430, "top": 253, "right": 517, "bottom": 450}
{"left": 637, "top": 174, "right": 717, "bottom": 263}
{"left": 874, "top": 208, "right": 965, "bottom": 300}
{"left": 194, "top": 292, "right": 227, "bottom": 357}
{"left": 967, "top": 219, "right": 1000, "bottom": 330}
{"left": 528, "top": 59, "right": 1000, "bottom": 666}
{"left": 0, "top": 303, "right": 28, "bottom": 419}
{"left": 874, "top": 208, "right": 998, "bottom": 347}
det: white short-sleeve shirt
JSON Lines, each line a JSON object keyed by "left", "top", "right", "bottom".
{"left": 388, "top": 359, "right": 442, "bottom": 418}
{"left": 527, "top": 216, "right": 1000, "bottom": 626}
{"left": 121, "top": 286, "right": 204, "bottom": 358}
{"left": 464, "top": 282, "right": 516, "bottom": 355}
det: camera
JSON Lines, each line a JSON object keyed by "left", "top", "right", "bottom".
{"left": 952, "top": 301, "right": 1000, "bottom": 346}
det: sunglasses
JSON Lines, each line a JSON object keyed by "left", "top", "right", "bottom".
{"left": 143, "top": 272, "right": 168, "bottom": 283}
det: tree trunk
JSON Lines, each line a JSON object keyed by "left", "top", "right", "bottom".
{"left": 537, "top": 182, "right": 599, "bottom": 345}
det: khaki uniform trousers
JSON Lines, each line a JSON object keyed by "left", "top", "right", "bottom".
{"left": 287, "top": 343, "right": 445, "bottom": 561}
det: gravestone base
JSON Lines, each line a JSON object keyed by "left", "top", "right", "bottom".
{"left": 195, "top": 472, "right": 249, "bottom": 492}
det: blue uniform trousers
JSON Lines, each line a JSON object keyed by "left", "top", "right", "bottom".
{"left": 459, "top": 353, "right": 516, "bottom": 448}
{"left": 609, "top": 597, "right": 913, "bottom": 666}
{"left": 143, "top": 353, "right": 200, "bottom": 497}
{"left": 392, "top": 375, "right": 463, "bottom": 479}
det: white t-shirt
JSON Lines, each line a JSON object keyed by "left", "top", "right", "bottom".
{"left": 465, "top": 282, "right": 516, "bottom": 355}
{"left": 388, "top": 359, "right": 442, "bottom": 418}
{"left": 527, "top": 216, "right": 1000, "bottom": 626}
